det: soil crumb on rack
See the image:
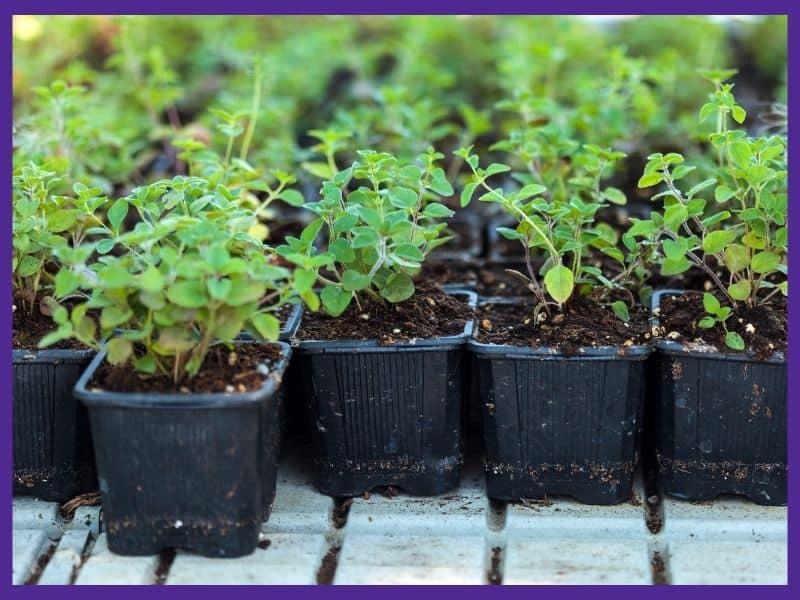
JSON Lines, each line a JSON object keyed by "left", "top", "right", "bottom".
{"left": 658, "top": 292, "right": 786, "bottom": 360}
{"left": 476, "top": 296, "right": 650, "bottom": 354}
{"left": 89, "top": 344, "right": 284, "bottom": 394}
{"left": 296, "top": 286, "right": 473, "bottom": 344}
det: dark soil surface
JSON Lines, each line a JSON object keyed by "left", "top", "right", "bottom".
{"left": 476, "top": 296, "right": 651, "bottom": 354}
{"left": 419, "top": 260, "right": 538, "bottom": 297}
{"left": 89, "top": 343, "right": 284, "bottom": 394}
{"left": 420, "top": 259, "right": 482, "bottom": 288}
{"left": 296, "top": 286, "right": 473, "bottom": 344}
{"left": 275, "top": 302, "right": 298, "bottom": 328}
{"left": 12, "top": 302, "right": 86, "bottom": 351}
{"left": 316, "top": 546, "right": 341, "bottom": 585}
{"left": 657, "top": 292, "right": 786, "bottom": 360}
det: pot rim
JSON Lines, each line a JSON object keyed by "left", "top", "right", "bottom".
{"left": 73, "top": 340, "right": 292, "bottom": 408}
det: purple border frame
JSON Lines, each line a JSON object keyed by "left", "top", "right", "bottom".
{"left": 3, "top": 1, "right": 795, "bottom": 594}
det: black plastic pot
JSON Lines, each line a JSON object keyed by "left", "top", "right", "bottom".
{"left": 651, "top": 290, "right": 787, "bottom": 505}
{"left": 468, "top": 298, "right": 652, "bottom": 504}
{"left": 73, "top": 341, "right": 292, "bottom": 557}
{"left": 431, "top": 212, "right": 483, "bottom": 261}
{"left": 294, "top": 291, "right": 477, "bottom": 497}
{"left": 13, "top": 348, "right": 98, "bottom": 503}
{"left": 486, "top": 216, "right": 524, "bottom": 262}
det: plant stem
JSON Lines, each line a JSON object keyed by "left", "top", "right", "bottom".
{"left": 239, "top": 62, "right": 262, "bottom": 162}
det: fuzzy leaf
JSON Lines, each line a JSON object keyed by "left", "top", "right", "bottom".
{"left": 543, "top": 265, "right": 574, "bottom": 304}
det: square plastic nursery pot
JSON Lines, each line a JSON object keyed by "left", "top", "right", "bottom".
{"left": 13, "top": 348, "right": 98, "bottom": 503}
{"left": 430, "top": 211, "right": 483, "bottom": 261}
{"left": 294, "top": 291, "right": 477, "bottom": 497}
{"left": 651, "top": 290, "right": 787, "bottom": 506}
{"left": 73, "top": 341, "right": 292, "bottom": 558}
{"left": 468, "top": 298, "right": 652, "bottom": 505}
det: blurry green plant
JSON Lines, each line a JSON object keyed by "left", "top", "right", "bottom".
{"left": 41, "top": 176, "right": 312, "bottom": 380}
{"left": 635, "top": 74, "right": 787, "bottom": 348}
{"left": 457, "top": 143, "right": 650, "bottom": 322}
{"left": 278, "top": 149, "right": 455, "bottom": 316}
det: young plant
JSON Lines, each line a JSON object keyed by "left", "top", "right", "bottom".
{"left": 41, "top": 177, "right": 310, "bottom": 382}
{"left": 13, "top": 164, "right": 109, "bottom": 314}
{"left": 278, "top": 148, "right": 455, "bottom": 316}
{"left": 457, "top": 143, "right": 644, "bottom": 323}
{"left": 636, "top": 75, "right": 787, "bottom": 349}
{"left": 699, "top": 293, "right": 745, "bottom": 350}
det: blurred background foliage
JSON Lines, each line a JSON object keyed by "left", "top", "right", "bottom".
{"left": 13, "top": 15, "right": 787, "bottom": 200}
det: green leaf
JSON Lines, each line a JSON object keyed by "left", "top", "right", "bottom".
{"left": 140, "top": 267, "right": 165, "bottom": 293}
{"left": 98, "top": 265, "right": 131, "bottom": 288}
{"left": 724, "top": 244, "right": 749, "bottom": 273}
{"left": 663, "top": 204, "right": 688, "bottom": 233}
{"left": 351, "top": 228, "right": 379, "bottom": 249}
{"left": 729, "top": 141, "right": 752, "bottom": 169}
{"left": 95, "top": 238, "right": 116, "bottom": 254}
{"left": 342, "top": 270, "right": 370, "bottom": 292}
{"left": 320, "top": 286, "right": 352, "bottom": 317}
{"left": 731, "top": 105, "right": 747, "bottom": 124}
{"left": 661, "top": 257, "right": 692, "bottom": 276}
{"left": 611, "top": 301, "right": 629, "bottom": 323}
{"left": 393, "top": 243, "right": 424, "bottom": 262}
{"left": 702, "top": 230, "right": 737, "bottom": 254}
{"left": 17, "top": 255, "right": 42, "bottom": 278}
{"left": 328, "top": 238, "right": 355, "bottom": 263}
{"left": 543, "top": 265, "right": 574, "bottom": 304}
{"left": 47, "top": 210, "right": 77, "bottom": 233}
{"left": 638, "top": 172, "right": 662, "bottom": 188}
{"left": 703, "top": 293, "right": 721, "bottom": 316}
{"left": 293, "top": 269, "right": 316, "bottom": 294}
{"left": 356, "top": 207, "right": 383, "bottom": 231}
{"left": 166, "top": 280, "right": 207, "bottom": 308}
{"left": 134, "top": 354, "right": 157, "bottom": 373}
{"left": 496, "top": 227, "right": 523, "bottom": 241}
{"left": 714, "top": 185, "right": 736, "bottom": 203}
{"left": 603, "top": 187, "right": 626, "bottom": 205}
{"left": 250, "top": 313, "right": 280, "bottom": 341}
{"left": 423, "top": 203, "right": 454, "bottom": 218}
{"left": 106, "top": 337, "right": 133, "bottom": 365}
{"left": 387, "top": 187, "right": 419, "bottom": 209}
{"left": 207, "top": 278, "right": 232, "bottom": 301}
{"left": 460, "top": 182, "right": 478, "bottom": 207}
{"left": 278, "top": 189, "right": 305, "bottom": 207}
{"left": 699, "top": 102, "right": 717, "bottom": 122}
{"left": 725, "top": 331, "right": 745, "bottom": 351}
{"left": 484, "top": 163, "right": 511, "bottom": 177}
{"left": 429, "top": 168, "right": 454, "bottom": 196}
{"left": 751, "top": 251, "right": 779, "bottom": 274}
{"left": 301, "top": 161, "right": 334, "bottom": 180}
{"left": 226, "top": 279, "right": 266, "bottom": 306}
{"left": 100, "top": 305, "right": 132, "bottom": 330}
{"left": 698, "top": 316, "right": 716, "bottom": 329}
{"left": 728, "top": 280, "right": 751, "bottom": 301}
{"left": 107, "top": 199, "right": 129, "bottom": 232}
{"left": 54, "top": 269, "right": 80, "bottom": 297}
{"left": 381, "top": 272, "right": 415, "bottom": 303}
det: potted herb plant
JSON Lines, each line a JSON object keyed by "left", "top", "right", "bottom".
{"left": 12, "top": 164, "right": 101, "bottom": 503}
{"left": 278, "top": 149, "right": 477, "bottom": 497}
{"left": 47, "top": 177, "right": 309, "bottom": 556}
{"left": 636, "top": 73, "right": 787, "bottom": 505}
{"left": 458, "top": 144, "right": 654, "bottom": 505}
